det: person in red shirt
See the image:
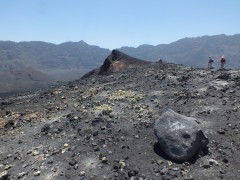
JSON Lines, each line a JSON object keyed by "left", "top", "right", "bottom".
{"left": 220, "top": 55, "right": 226, "bottom": 69}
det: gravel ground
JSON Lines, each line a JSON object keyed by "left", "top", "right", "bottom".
{"left": 1, "top": 62, "right": 240, "bottom": 180}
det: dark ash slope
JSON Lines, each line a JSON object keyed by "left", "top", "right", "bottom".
{"left": 1, "top": 60, "right": 240, "bottom": 179}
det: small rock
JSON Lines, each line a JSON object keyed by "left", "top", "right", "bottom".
{"left": 79, "top": 171, "right": 85, "bottom": 177}
{"left": 181, "top": 171, "right": 188, "bottom": 177}
{"left": 69, "top": 159, "right": 77, "bottom": 166}
{"left": 64, "top": 143, "right": 69, "bottom": 148}
{"left": 128, "top": 170, "right": 138, "bottom": 177}
{"left": 47, "top": 160, "right": 53, "bottom": 164}
{"left": 5, "top": 111, "right": 12, "bottom": 116}
{"left": 172, "top": 167, "right": 179, "bottom": 171}
{"left": 41, "top": 124, "right": 50, "bottom": 132}
{"left": 18, "top": 171, "right": 28, "bottom": 179}
{"left": 51, "top": 167, "right": 57, "bottom": 172}
{"left": 161, "top": 174, "right": 170, "bottom": 179}
{"left": 222, "top": 158, "right": 229, "bottom": 163}
{"left": 119, "top": 160, "right": 125, "bottom": 170}
{"left": 232, "top": 108, "right": 238, "bottom": 112}
{"left": 92, "top": 142, "right": 97, "bottom": 146}
{"left": 5, "top": 120, "right": 17, "bottom": 129}
{"left": 120, "top": 136, "right": 125, "bottom": 141}
{"left": 102, "top": 109, "right": 111, "bottom": 115}
{"left": 85, "top": 135, "right": 91, "bottom": 140}
{"left": 220, "top": 169, "right": 226, "bottom": 174}
{"left": 34, "top": 171, "right": 41, "bottom": 176}
{"left": 0, "top": 170, "right": 8, "bottom": 180}
{"left": 102, "top": 157, "right": 108, "bottom": 163}
{"left": 156, "top": 160, "right": 164, "bottom": 165}
{"left": 74, "top": 164, "right": 78, "bottom": 170}
{"left": 167, "top": 161, "right": 172, "bottom": 166}
{"left": 22, "top": 164, "right": 29, "bottom": 168}
{"left": 217, "top": 129, "right": 225, "bottom": 134}
{"left": 6, "top": 154, "right": 13, "bottom": 158}
{"left": 92, "top": 131, "right": 99, "bottom": 136}
{"left": 32, "top": 150, "right": 40, "bottom": 156}
{"left": 73, "top": 116, "right": 78, "bottom": 120}
{"left": 93, "top": 146, "right": 100, "bottom": 152}
{"left": 4, "top": 164, "right": 13, "bottom": 170}
{"left": 160, "top": 167, "right": 169, "bottom": 174}
{"left": 101, "top": 126, "right": 106, "bottom": 130}
{"left": 209, "top": 159, "right": 218, "bottom": 166}
{"left": 202, "top": 160, "right": 211, "bottom": 169}
{"left": 109, "top": 113, "right": 114, "bottom": 118}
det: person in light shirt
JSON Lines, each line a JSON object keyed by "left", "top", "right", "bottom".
{"left": 208, "top": 56, "right": 214, "bottom": 69}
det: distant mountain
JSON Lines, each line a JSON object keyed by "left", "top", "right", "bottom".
{"left": 0, "top": 40, "right": 110, "bottom": 93}
{"left": 0, "top": 40, "right": 110, "bottom": 70}
{"left": 119, "top": 34, "right": 240, "bottom": 68}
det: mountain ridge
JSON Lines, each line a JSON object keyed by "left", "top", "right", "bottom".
{"left": 0, "top": 40, "right": 110, "bottom": 93}
{"left": 119, "top": 34, "right": 240, "bottom": 68}
{"left": 0, "top": 33, "right": 240, "bottom": 93}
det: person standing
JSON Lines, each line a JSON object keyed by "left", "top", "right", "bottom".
{"left": 220, "top": 55, "right": 226, "bottom": 69}
{"left": 208, "top": 56, "right": 214, "bottom": 69}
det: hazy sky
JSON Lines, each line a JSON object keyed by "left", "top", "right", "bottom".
{"left": 0, "top": 0, "right": 239, "bottom": 49}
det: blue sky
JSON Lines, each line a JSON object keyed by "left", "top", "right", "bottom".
{"left": 0, "top": 0, "right": 239, "bottom": 49}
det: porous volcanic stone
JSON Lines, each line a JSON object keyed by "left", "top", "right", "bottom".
{"left": 154, "top": 109, "right": 209, "bottom": 161}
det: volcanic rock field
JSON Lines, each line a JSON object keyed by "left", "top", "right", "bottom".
{"left": 1, "top": 51, "right": 240, "bottom": 179}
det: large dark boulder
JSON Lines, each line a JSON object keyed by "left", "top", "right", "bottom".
{"left": 154, "top": 109, "right": 209, "bottom": 161}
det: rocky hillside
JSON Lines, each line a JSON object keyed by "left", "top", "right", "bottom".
{"left": 0, "top": 56, "right": 240, "bottom": 179}
{"left": 82, "top": 50, "right": 151, "bottom": 78}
